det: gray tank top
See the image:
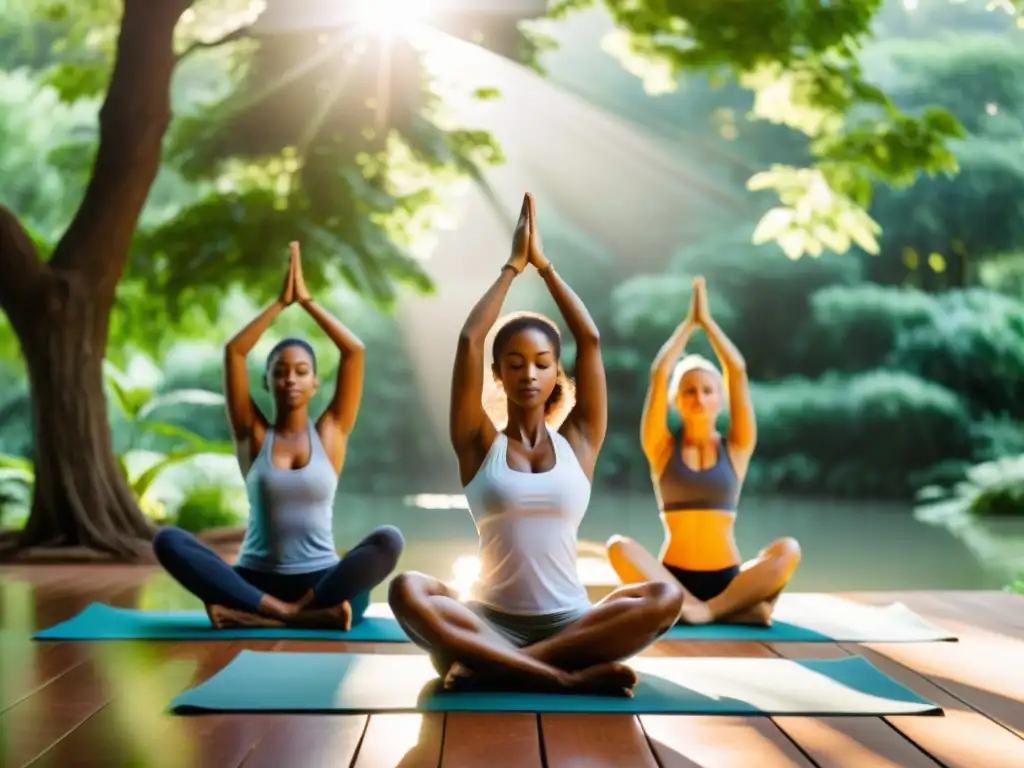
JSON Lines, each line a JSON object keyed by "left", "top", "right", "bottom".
{"left": 657, "top": 430, "right": 741, "bottom": 513}
{"left": 236, "top": 420, "right": 340, "bottom": 574}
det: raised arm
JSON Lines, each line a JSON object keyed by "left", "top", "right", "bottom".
{"left": 694, "top": 279, "right": 756, "bottom": 459}
{"left": 527, "top": 197, "right": 606, "bottom": 465}
{"left": 290, "top": 244, "right": 365, "bottom": 470}
{"left": 223, "top": 253, "right": 294, "bottom": 455}
{"left": 450, "top": 194, "right": 532, "bottom": 483}
{"left": 642, "top": 316, "right": 697, "bottom": 468}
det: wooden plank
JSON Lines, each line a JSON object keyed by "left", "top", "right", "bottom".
{"left": 240, "top": 715, "right": 368, "bottom": 768}
{"left": 541, "top": 713, "right": 658, "bottom": 768}
{"left": 642, "top": 716, "right": 814, "bottom": 768}
{"left": 772, "top": 636, "right": 1024, "bottom": 768}
{"left": 28, "top": 641, "right": 238, "bottom": 768}
{"left": 840, "top": 593, "right": 1024, "bottom": 736}
{"left": 441, "top": 713, "right": 541, "bottom": 768}
{"left": 766, "top": 643, "right": 939, "bottom": 768}
{"left": 348, "top": 713, "right": 443, "bottom": 768}
{"left": 638, "top": 640, "right": 814, "bottom": 767}
{"left": 854, "top": 644, "right": 1024, "bottom": 768}
{"left": 0, "top": 640, "right": 220, "bottom": 767}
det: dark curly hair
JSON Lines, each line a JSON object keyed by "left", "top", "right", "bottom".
{"left": 487, "top": 312, "right": 575, "bottom": 428}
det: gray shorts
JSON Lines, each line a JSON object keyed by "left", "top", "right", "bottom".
{"left": 467, "top": 601, "right": 589, "bottom": 648}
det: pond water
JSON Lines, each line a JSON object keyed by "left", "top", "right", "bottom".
{"left": 332, "top": 491, "right": 1009, "bottom": 602}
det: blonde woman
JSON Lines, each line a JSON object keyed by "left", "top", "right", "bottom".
{"left": 607, "top": 277, "right": 800, "bottom": 625}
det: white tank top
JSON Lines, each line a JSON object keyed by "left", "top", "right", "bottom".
{"left": 464, "top": 425, "right": 592, "bottom": 615}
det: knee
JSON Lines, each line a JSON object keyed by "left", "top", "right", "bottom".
{"left": 371, "top": 525, "right": 405, "bottom": 564}
{"left": 645, "top": 579, "right": 685, "bottom": 624}
{"left": 605, "top": 534, "right": 635, "bottom": 559}
{"left": 772, "top": 537, "right": 801, "bottom": 568}
{"left": 387, "top": 571, "right": 421, "bottom": 614}
{"left": 152, "top": 525, "right": 188, "bottom": 565}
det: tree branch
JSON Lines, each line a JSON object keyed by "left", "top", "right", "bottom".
{"left": 50, "top": 0, "right": 195, "bottom": 294}
{"left": 0, "top": 204, "right": 48, "bottom": 331}
{"left": 178, "top": 25, "right": 252, "bottom": 62}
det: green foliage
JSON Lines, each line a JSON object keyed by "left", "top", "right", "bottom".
{"left": 169, "top": 485, "right": 247, "bottom": 533}
{"left": 749, "top": 371, "right": 973, "bottom": 498}
{"left": 551, "top": 0, "right": 969, "bottom": 260}
{"left": 797, "top": 284, "right": 938, "bottom": 374}
{"left": 891, "top": 289, "right": 1024, "bottom": 418}
{"left": 863, "top": 36, "right": 1024, "bottom": 289}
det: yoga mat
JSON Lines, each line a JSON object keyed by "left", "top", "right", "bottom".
{"left": 36, "top": 594, "right": 955, "bottom": 644}
{"left": 33, "top": 594, "right": 406, "bottom": 643}
{"left": 169, "top": 651, "right": 941, "bottom": 715}
{"left": 665, "top": 594, "right": 957, "bottom": 642}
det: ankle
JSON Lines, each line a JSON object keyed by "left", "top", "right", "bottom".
{"left": 261, "top": 596, "right": 299, "bottom": 620}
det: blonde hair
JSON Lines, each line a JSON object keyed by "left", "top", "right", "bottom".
{"left": 668, "top": 354, "right": 727, "bottom": 403}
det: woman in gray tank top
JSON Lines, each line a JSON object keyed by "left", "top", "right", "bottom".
{"left": 152, "top": 243, "right": 404, "bottom": 630}
{"left": 606, "top": 276, "right": 801, "bottom": 627}
{"left": 388, "top": 193, "right": 684, "bottom": 697}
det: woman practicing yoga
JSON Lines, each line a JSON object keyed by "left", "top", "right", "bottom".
{"left": 607, "top": 276, "right": 800, "bottom": 626}
{"left": 153, "top": 243, "right": 404, "bottom": 629}
{"left": 388, "top": 193, "right": 683, "bottom": 696}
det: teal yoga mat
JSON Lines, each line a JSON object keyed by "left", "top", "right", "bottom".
{"left": 35, "top": 593, "right": 955, "bottom": 643}
{"left": 33, "top": 593, "right": 406, "bottom": 643}
{"left": 169, "top": 651, "right": 941, "bottom": 715}
{"left": 664, "top": 594, "right": 957, "bottom": 642}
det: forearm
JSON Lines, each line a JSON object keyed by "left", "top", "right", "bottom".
{"left": 703, "top": 318, "right": 746, "bottom": 375}
{"left": 652, "top": 320, "right": 696, "bottom": 376}
{"left": 225, "top": 301, "right": 285, "bottom": 357}
{"left": 460, "top": 266, "right": 516, "bottom": 344}
{"left": 538, "top": 265, "right": 599, "bottom": 343}
{"left": 301, "top": 299, "right": 365, "bottom": 355}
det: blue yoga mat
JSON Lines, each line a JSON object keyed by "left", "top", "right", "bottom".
{"left": 35, "top": 594, "right": 955, "bottom": 643}
{"left": 662, "top": 594, "right": 956, "bottom": 643}
{"left": 169, "top": 651, "right": 940, "bottom": 715}
{"left": 33, "top": 594, "right": 405, "bottom": 643}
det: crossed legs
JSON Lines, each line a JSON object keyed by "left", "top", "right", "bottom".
{"left": 153, "top": 524, "right": 404, "bottom": 629}
{"left": 387, "top": 571, "right": 683, "bottom": 695}
{"left": 606, "top": 534, "right": 801, "bottom": 625}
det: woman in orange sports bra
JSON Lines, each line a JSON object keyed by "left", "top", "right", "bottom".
{"left": 606, "top": 276, "right": 801, "bottom": 625}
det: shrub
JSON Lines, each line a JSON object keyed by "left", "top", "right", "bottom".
{"left": 169, "top": 485, "right": 247, "bottom": 533}
{"left": 795, "top": 284, "right": 939, "bottom": 375}
{"left": 891, "top": 289, "right": 1024, "bottom": 418}
{"left": 749, "top": 371, "right": 972, "bottom": 497}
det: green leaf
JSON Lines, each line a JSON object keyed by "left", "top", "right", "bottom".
{"left": 136, "top": 389, "right": 225, "bottom": 420}
{"left": 130, "top": 447, "right": 234, "bottom": 499}
{"left": 42, "top": 61, "right": 111, "bottom": 102}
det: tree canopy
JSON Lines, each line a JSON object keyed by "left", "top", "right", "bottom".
{"left": 545, "top": 0, "right": 1020, "bottom": 260}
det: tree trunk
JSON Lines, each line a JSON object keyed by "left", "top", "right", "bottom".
{"left": 0, "top": 0, "right": 194, "bottom": 562}
{"left": 15, "top": 276, "right": 155, "bottom": 560}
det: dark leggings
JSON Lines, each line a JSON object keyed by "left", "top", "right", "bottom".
{"left": 152, "top": 524, "right": 405, "bottom": 620}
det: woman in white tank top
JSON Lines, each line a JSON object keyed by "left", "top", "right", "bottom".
{"left": 388, "top": 194, "right": 684, "bottom": 696}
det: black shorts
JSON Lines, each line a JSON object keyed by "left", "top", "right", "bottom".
{"left": 664, "top": 564, "right": 740, "bottom": 602}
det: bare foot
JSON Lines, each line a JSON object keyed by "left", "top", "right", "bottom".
{"left": 678, "top": 598, "right": 714, "bottom": 625}
{"left": 206, "top": 604, "right": 286, "bottom": 629}
{"left": 289, "top": 600, "right": 353, "bottom": 630}
{"left": 566, "top": 662, "right": 638, "bottom": 697}
{"left": 723, "top": 601, "right": 773, "bottom": 626}
{"left": 443, "top": 662, "right": 475, "bottom": 691}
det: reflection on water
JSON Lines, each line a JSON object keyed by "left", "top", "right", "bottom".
{"left": 334, "top": 491, "right": 1006, "bottom": 602}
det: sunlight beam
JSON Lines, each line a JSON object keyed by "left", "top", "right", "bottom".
{"left": 353, "top": 0, "right": 432, "bottom": 37}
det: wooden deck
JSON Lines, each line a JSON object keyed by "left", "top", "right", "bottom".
{"left": 2, "top": 565, "right": 1023, "bottom": 768}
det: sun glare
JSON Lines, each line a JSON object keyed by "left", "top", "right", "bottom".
{"left": 353, "top": 0, "right": 430, "bottom": 36}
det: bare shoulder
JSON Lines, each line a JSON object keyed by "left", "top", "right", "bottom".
{"left": 316, "top": 414, "right": 348, "bottom": 473}
{"left": 234, "top": 421, "right": 267, "bottom": 477}
{"left": 557, "top": 419, "right": 599, "bottom": 479}
{"left": 454, "top": 428, "right": 497, "bottom": 487}
{"left": 724, "top": 438, "right": 753, "bottom": 483}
